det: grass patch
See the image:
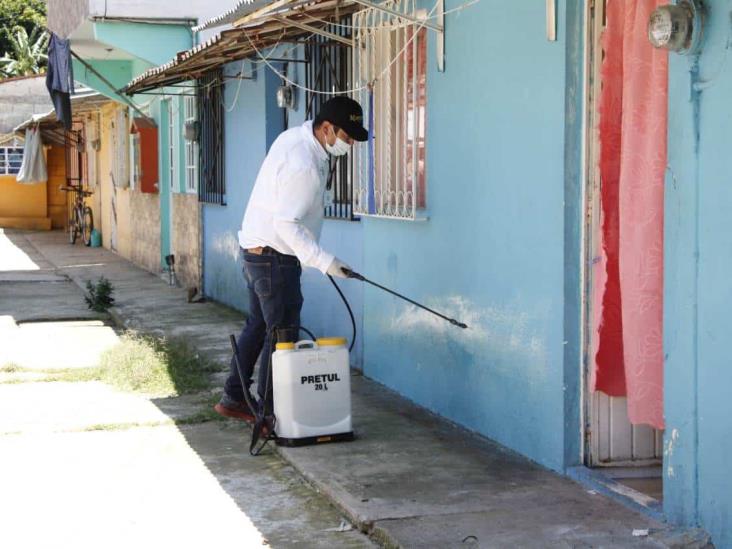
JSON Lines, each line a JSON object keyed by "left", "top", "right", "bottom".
{"left": 0, "top": 332, "right": 219, "bottom": 398}
{"left": 96, "top": 332, "right": 219, "bottom": 397}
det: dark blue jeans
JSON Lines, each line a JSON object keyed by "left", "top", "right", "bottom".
{"left": 224, "top": 249, "right": 303, "bottom": 405}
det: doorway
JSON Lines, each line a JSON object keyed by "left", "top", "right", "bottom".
{"left": 582, "top": 0, "right": 663, "bottom": 503}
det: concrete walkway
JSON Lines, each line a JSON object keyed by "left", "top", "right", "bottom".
{"left": 6, "top": 229, "right": 710, "bottom": 548}
{"left": 0, "top": 229, "right": 375, "bottom": 549}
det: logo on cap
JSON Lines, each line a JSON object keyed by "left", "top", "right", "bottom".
{"left": 349, "top": 114, "right": 363, "bottom": 122}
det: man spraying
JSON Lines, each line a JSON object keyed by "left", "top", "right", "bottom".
{"left": 215, "top": 96, "right": 369, "bottom": 422}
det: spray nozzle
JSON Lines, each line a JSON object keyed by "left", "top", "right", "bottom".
{"left": 343, "top": 268, "right": 365, "bottom": 281}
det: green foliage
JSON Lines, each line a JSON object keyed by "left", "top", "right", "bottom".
{"left": 84, "top": 276, "right": 116, "bottom": 312}
{"left": 0, "top": 25, "right": 48, "bottom": 77}
{"left": 0, "top": 0, "right": 46, "bottom": 77}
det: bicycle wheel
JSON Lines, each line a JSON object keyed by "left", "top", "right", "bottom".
{"left": 82, "top": 206, "right": 94, "bottom": 246}
{"left": 68, "top": 206, "right": 80, "bottom": 244}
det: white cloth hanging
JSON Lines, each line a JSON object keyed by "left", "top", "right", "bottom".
{"left": 16, "top": 127, "right": 47, "bottom": 184}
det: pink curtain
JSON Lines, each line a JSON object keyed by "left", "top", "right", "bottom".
{"left": 591, "top": 0, "right": 667, "bottom": 429}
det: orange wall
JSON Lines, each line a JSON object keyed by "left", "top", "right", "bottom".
{"left": 0, "top": 174, "right": 47, "bottom": 218}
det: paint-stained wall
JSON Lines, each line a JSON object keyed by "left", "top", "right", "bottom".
{"left": 356, "top": 0, "right": 576, "bottom": 472}
{"left": 664, "top": 1, "right": 732, "bottom": 546}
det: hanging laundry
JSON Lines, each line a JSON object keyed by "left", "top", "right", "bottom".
{"left": 46, "top": 33, "right": 74, "bottom": 130}
{"left": 16, "top": 127, "right": 47, "bottom": 184}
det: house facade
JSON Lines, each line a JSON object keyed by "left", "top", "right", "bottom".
{"left": 62, "top": 0, "right": 732, "bottom": 546}
{"left": 46, "top": 0, "right": 234, "bottom": 289}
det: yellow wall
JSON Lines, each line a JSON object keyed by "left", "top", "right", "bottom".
{"left": 99, "top": 103, "right": 133, "bottom": 258}
{"left": 0, "top": 174, "right": 47, "bottom": 218}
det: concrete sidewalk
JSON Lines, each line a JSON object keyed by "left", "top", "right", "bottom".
{"left": 17, "top": 230, "right": 707, "bottom": 548}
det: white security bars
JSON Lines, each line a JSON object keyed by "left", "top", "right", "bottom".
{"left": 0, "top": 147, "right": 23, "bottom": 175}
{"left": 184, "top": 93, "right": 198, "bottom": 194}
{"left": 168, "top": 100, "right": 176, "bottom": 191}
{"left": 353, "top": 0, "right": 427, "bottom": 220}
{"left": 111, "top": 107, "right": 129, "bottom": 188}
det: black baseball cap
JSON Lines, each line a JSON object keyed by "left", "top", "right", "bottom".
{"left": 318, "top": 96, "right": 369, "bottom": 142}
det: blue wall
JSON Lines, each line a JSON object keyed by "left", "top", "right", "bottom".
{"left": 203, "top": 61, "right": 267, "bottom": 312}
{"left": 665, "top": 1, "right": 732, "bottom": 546}
{"left": 204, "top": 3, "right": 582, "bottom": 471}
{"left": 355, "top": 0, "right": 579, "bottom": 472}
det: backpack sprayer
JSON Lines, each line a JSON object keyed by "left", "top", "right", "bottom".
{"left": 231, "top": 269, "right": 468, "bottom": 455}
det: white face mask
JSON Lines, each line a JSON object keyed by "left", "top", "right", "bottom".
{"left": 325, "top": 127, "right": 351, "bottom": 157}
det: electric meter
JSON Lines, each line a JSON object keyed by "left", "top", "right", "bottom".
{"left": 648, "top": 0, "right": 704, "bottom": 55}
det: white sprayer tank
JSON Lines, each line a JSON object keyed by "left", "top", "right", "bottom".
{"left": 272, "top": 338, "right": 353, "bottom": 446}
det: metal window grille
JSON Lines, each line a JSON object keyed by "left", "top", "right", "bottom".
{"left": 305, "top": 16, "right": 357, "bottom": 221}
{"left": 65, "top": 120, "right": 87, "bottom": 188}
{"left": 197, "top": 70, "right": 225, "bottom": 205}
{"left": 110, "top": 108, "right": 129, "bottom": 188}
{"left": 184, "top": 91, "right": 199, "bottom": 194}
{"left": 0, "top": 147, "right": 23, "bottom": 175}
{"left": 353, "top": 0, "right": 428, "bottom": 220}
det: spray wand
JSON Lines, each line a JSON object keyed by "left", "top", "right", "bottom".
{"left": 343, "top": 269, "right": 468, "bottom": 329}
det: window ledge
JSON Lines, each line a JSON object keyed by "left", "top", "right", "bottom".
{"left": 356, "top": 213, "right": 429, "bottom": 222}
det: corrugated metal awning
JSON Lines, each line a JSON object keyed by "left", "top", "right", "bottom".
{"left": 13, "top": 92, "right": 113, "bottom": 147}
{"left": 125, "top": 0, "right": 357, "bottom": 95}
{"left": 192, "top": 0, "right": 264, "bottom": 32}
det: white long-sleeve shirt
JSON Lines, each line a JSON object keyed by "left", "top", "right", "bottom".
{"left": 238, "top": 121, "right": 334, "bottom": 273}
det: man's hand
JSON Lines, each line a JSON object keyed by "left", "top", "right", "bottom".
{"left": 327, "top": 257, "right": 351, "bottom": 279}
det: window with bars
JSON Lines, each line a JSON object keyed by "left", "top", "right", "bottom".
{"left": 305, "top": 16, "right": 357, "bottom": 221}
{"left": 197, "top": 70, "right": 225, "bottom": 205}
{"left": 110, "top": 108, "right": 129, "bottom": 188}
{"left": 66, "top": 120, "right": 88, "bottom": 188}
{"left": 353, "top": 0, "right": 428, "bottom": 220}
{"left": 184, "top": 93, "right": 199, "bottom": 194}
{"left": 0, "top": 147, "right": 23, "bottom": 175}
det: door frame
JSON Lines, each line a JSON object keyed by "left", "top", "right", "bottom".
{"left": 159, "top": 99, "right": 174, "bottom": 269}
{"left": 580, "top": 0, "right": 663, "bottom": 469}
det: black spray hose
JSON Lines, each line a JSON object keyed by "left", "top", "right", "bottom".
{"left": 342, "top": 269, "right": 468, "bottom": 329}
{"left": 327, "top": 274, "right": 357, "bottom": 353}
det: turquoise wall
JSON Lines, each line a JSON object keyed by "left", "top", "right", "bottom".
{"left": 357, "top": 0, "right": 580, "bottom": 472}
{"left": 665, "top": 1, "right": 732, "bottom": 546}
{"left": 94, "top": 21, "right": 191, "bottom": 65}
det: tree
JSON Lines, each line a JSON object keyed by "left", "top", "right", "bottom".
{"left": 0, "top": 0, "right": 46, "bottom": 76}
{"left": 0, "top": 26, "right": 48, "bottom": 77}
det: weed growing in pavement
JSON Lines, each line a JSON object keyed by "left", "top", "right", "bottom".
{"left": 84, "top": 276, "right": 115, "bottom": 312}
{"left": 97, "top": 332, "right": 219, "bottom": 397}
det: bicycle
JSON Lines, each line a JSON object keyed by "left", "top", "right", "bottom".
{"left": 61, "top": 186, "right": 94, "bottom": 246}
